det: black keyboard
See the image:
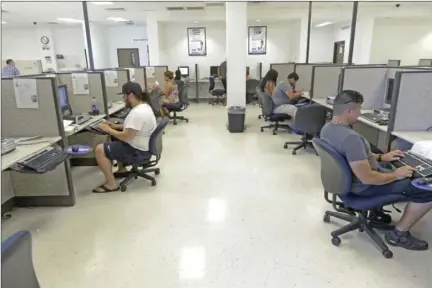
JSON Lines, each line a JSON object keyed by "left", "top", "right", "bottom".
{"left": 18, "top": 148, "right": 68, "bottom": 173}
{"left": 113, "top": 108, "right": 130, "bottom": 118}
{"left": 87, "top": 119, "right": 106, "bottom": 134}
{"left": 396, "top": 151, "right": 432, "bottom": 178}
{"left": 361, "top": 113, "right": 388, "bottom": 125}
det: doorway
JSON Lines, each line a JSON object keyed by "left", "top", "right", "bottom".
{"left": 117, "top": 48, "right": 140, "bottom": 67}
{"left": 333, "top": 41, "right": 345, "bottom": 64}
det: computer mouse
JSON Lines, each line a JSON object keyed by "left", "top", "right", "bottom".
{"left": 71, "top": 145, "right": 79, "bottom": 152}
{"left": 418, "top": 178, "right": 432, "bottom": 185}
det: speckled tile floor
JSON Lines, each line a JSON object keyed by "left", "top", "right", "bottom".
{"left": 2, "top": 104, "right": 432, "bottom": 288}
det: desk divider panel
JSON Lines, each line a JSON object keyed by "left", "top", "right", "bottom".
{"left": 57, "top": 72, "right": 107, "bottom": 116}
{"left": 294, "top": 64, "right": 315, "bottom": 91}
{"left": 386, "top": 67, "right": 429, "bottom": 79}
{"left": 1, "top": 78, "right": 61, "bottom": 138}
{"left": 133, "top": 68, "right": 145, "bottom": 90}
{"left": 342, "top": 67, "right": 388, "bottom": 109}
{"left": 101, "top": 69, "right": 129, "bottom": 103}
{"left": 269, "top": 63, "right": 295, "bottom": 80}
{"left": 143, "top": 66, "right": 168, "bottom": 91}
{"left": 311, "top": 65, "right": 344, "bottom": 99}
{"left": 391, "top": 71, "right": 432, "bottom": 132}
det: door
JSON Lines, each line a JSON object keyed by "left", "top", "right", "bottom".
{"left": 333, "top": 41, "right": 345, "bottom": 64}
{"left": 117, "top": 48, "right": 140, "bottom": 67}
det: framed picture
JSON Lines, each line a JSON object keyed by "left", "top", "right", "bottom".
{"left": 248, "top": 26, "right": 267, "bottom": 55}
{"left": 187, "top": 27, "right": 207, "bottom": 56}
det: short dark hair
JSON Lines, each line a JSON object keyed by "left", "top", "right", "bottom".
{"left": 6, "top": 59, "right": 13, "bottom": 65}
{"left": 334, "top": 90, "right": 364, "bottom": 106}
{"left": 288, "top": 72, "right": 299, "bottom": 81}
{"left": 174, "top": 69, "right": 181, "bottom": 80}
{"left": 164, "top": 70, "right": 174, "bottom": 80}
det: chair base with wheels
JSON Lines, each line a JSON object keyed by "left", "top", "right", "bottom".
{"left": 118, "top": 164, "right": 160, "bottom": 192}
{"left": 284, "top": 135, "right": 317, "bottom": 155}
{"left": 168, "top": 111, "right": 189, "bottom": 125}
{"left": 209, "top": 89, "right": 225, "bottom": 105}
{"left": 260, "top": 114, "right": 292, "bottom": 135}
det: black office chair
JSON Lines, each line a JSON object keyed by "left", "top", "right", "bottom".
{"left": 283, "top": 103, "right": 327, "bottom": 155}
{"left": 2, "top": 231, "right": 40, "bottom": 288}
{"left": 257, "top": 86, "right": 265, "bottom": 120}
{"left": 246, "top": 79, "right": 259, "bottom": 104}
{"left": 149, "top": 88, "right": 162, "bottom": 118}
{"left": 259, "top": 90, "right": 292, "bottom": 135}
{"left": 117, "top": 118, "right": 169, "bottom": 191}
{"left": 208, "top": 76, "right": 225, "bottom": 105}
{"left": 166, "top": 83, "right": 189, "bottom": 125}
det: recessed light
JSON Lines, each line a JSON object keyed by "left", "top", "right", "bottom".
{"left": 256, "top": 20, "right": 260, "bottom": 22}
{"left": 2, "top": 21, "right": 6, "bottom": 24}
{"left": 315, "top": 21, "right": 333, "bottom": 27}
{"left": 193, "top": 21, "right": 198, "bottom": 23}
{"left": 57, "top": 18, "right": 83, "bottom": 23}
{"left": 107, "top": 17, "right": 129, "bottom": 22}
{"left": 91, "top": 1, "right": 114, "bottom": 5}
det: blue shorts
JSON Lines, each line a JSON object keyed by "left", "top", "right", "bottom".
{"left": 103, "top": 141, "right": 151, "bottom": 165}
{"left": 357, "top": 179, "right": 432, "bottom": 204}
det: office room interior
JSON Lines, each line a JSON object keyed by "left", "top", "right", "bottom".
{"left": 1, "top": 1, "right": 432, "bottom": 288}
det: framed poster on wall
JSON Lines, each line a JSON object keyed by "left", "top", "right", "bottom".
{"left": 187, "top": 27, "right": 207, "bottom": 56}
{"left": 248, "top": 26, "right": 267, "bottom": 55}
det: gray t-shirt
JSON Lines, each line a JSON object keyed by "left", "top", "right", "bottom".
{"left": 320, "top": 123, "right": 380, "bottom": 193}
{"left": 219, "top": 61, "right": 227, "bottom": 79}
{"left": 272, "top": 82, "right": 297, "bottom": 107}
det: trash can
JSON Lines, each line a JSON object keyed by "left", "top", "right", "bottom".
{"left": 227, "top": 106, "right": 246, "bottom": 133}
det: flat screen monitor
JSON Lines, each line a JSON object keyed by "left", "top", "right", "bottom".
{"left": 210, "top": 66, "right": 219, "bottom": 77}
{"left": 57, "top": 85, "right": 71, "bottom": 115}
{"left": 385, "top": 78, "right": 394, "bottom": 105}
{"left": 178, "top": 66, "right": 189, "bottom": 77}
{"left": 388, "top": 59, "right": 400, "bottom": 66}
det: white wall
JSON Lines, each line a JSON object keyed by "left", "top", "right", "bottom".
{"left": 370, "top": 18, "right": 432, "bottom": 65}
{"left": 52, "top": 26, "right": 86, "bottom": 69}
{"left": 309, "top": 25, "right": 334, "bottom": 63}
{"left": 1, "top": 28, "right": 40, "bottom": 60}
{"left": 333, "top": 24, "right": 351, "bottom": 63}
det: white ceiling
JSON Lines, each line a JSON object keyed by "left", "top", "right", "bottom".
{"left": 2, "top": 1, "right": 432, "bottom": 27}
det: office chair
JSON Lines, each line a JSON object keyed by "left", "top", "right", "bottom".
{"left": 283, "top": 103, "right": 326, "bottom": 155}
{"left": 149, "top": 88, "right": 162, "bottom": 118}
{"left": 208, "top": 76, "right": 225, "bottom": 105}
{"left": 246, "top": 79, "right": 259, "bottom": 105}
{"left": 313, "top": 138, "right": 409, "bottom": 259}
{"left": 2, "top": 231, "right": 40, "bottom": 288}
{"left": 256, "top": 86, "right": 265, "bottom": 120}
{"left": 117, "top": 118, "right": 169, "bottom": 191}
{"left": 258, "top": 90, "right": 292, "bottom": 135}
{"left": 165, "top": 83, "right": 190, "bottom": 125}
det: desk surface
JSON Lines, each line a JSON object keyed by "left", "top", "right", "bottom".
{"left": 1, "top": 136, "right": 62, "bottom": 171}
{"left": 392, "top": 131, "right": 432, "bottom": 144}
{"left": 108, "top": 102, "right": 126, "bottom": 115}
{"left": 65, "top": 114, "right": 106, "bottom": 136}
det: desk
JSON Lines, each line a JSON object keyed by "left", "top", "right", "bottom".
{"left": 108, "top": 101, "right": 126, "bottom": 115}
{"left": 392, "top": 131, "right": 432, "bottom": 144}
{"left": 65, "top": 114, "right": 106, "bottom": 136}
{"left": 1, "top": 136, "right": 62, "bottom": 171}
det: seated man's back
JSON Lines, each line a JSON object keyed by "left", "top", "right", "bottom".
{"left": 124, "top": 102, "right": 156, "bottom": 152}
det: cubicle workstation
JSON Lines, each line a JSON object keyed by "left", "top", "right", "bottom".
{"left": 1, "top": 77, "right": 75, "bottom": 211}
{"left": 189, "top": 64, "right": 223, "bottom": 103}
{"left": 143, "top": 65, "right": 168, "bottom": 92}
{"left": 387, "top": 70, "right": 432, "bottom": 148}
{"left": 310, "top": 64, "right": 345, "bottom": 100}
{"left": 117, "top": 67, "right": 146, "bottom": 90}
{"left": 269, "top": 63, "right": 295, "bottom": 81}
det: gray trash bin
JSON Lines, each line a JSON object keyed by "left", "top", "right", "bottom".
{"left": 227, "top": 106, "right": 246, "bottom": 133}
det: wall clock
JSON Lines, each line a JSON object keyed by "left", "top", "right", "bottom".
{"left": 40, "top": 36, "right": 50, "bottom": 45}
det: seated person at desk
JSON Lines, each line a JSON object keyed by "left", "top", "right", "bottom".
{"left": 93, "top": 82, "right": 157, "bottom": 193}
{"left": 160, "top": 70, "right": 179, "bottom": 116}
{"left": 321, "top": 90, "right": 432, "bottom": 251}
{"left": 259, "top": 69, "right": 278, "bottom": 95}
{"left": 272, "top": 72, "right": 301, "bottom": 117}
{"left": 246, "top": 71, "right": 252, "bottom": 80}
{"left": 174, "top": 69, "right": 185, "bottom": 93}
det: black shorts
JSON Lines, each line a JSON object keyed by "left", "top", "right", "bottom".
{"left": 103, "top": 141, "right": 151, "bottom": 164}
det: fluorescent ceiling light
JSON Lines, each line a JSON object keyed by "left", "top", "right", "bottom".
{"left": 256, "top": 20, "right": 260, "bottom": 22}
{"left": 91, "top": 1, "right": 114, "bottom": 5}
{"left": 315, "top": 21, "right": 333, "bottom": 27}
{"left": 2, "top": 21, "right": 6, "bottom": 24}
{"left": 193, "top": 21, "right": 198, "bottom": 23}
{"left": 57, "top": 18, "right": 83, "bottom": 23}
{"left": 107, "top": 17, "right": 129, "bottom": 22}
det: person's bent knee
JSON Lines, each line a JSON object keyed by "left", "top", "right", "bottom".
{"left": 95, "top": 143, "right": 105, "bottom": 157}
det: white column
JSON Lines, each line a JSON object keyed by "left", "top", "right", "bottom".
{"left": 35, "top": 27, "right": 58, "bottom": 72}
{"left": 226, "top": 1, "right": 247, "bottom": 107}
{"left": 147, "top": 15, "right": 161, "bottom": 65}
{"left": 353, "top": 18, "right": 374, "bottom": 64}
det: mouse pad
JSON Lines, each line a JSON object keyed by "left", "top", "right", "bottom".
{"left": 64, "top": 145, "right": 93, "bottom": 156}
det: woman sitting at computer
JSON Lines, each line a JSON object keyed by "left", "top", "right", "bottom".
{"left": 160, "top": 70, "right": 179, "bottom": 116}
{"left": 259, "top": 69, "right": 278, "bottom": 95}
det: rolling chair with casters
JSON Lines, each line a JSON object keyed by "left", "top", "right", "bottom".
{"left": 149, "top": 88, "right": 163, "bottom": 118}
{"left": 165, "top": 83, "right": 190, "bottom": 125}
{"left": 313, "top": 138, "right": 409, "bottom": 259}
{"left": 208, "top": 76, "right": 225, "bottom": 105}
{"left": 117, "top": 118, "right": 169, "bottom": 192}
{"left": 2, "top": 231, "right": 40, "bottom": 288}
{"left": 246, "top": 79, "right": 259, "bottom": 105}
{"left": 259, "top": 90, "right": 292, "bottom": 135}
{"left": 257, "top": 86, "right": 266, "bottom": 120}
{"left": 283, "top": 104, "right": 327, "bottom": 155}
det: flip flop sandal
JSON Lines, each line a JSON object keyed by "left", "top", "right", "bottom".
{"left": 92, "top": 185, "right": 120, "bottom": 193}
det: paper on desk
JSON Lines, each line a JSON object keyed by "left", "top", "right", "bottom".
{"left": 63, "top": 120, "right": 73, "bottom": 128}
{"left": 411, "top": 141, "right": 432, "bottom": 160}
{"left": 13, "top": 78, "right": 39, "bottom": 109}
{"left": 72, "top": 73, "right": 90, "bottom": 95}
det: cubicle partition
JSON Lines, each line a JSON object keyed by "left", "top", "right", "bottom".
{"left": 57, "top": 72, "right": 109, "bottom": 116}
{"left": 294, "top": 64, "right": 316, "bottom": 92}
{"left": 94, "top": 69, "right": 129, "bottom": 105}
{"left": 143, "top": 65, "right": 168, "bottom": 91}
{"left": 120, "top": 67, "right": 145, "bottom": 90}
{"left": 311, "top": 65, "right": 344, "bottom": 99}
{"left": 1, "top": 77, "right": 75, "bottom": 207}
{"left": 270, "top": 63, "right": 295, "bottom": 80}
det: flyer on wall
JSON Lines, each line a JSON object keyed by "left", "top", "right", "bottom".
{"left": 248, "top": 26, "right": 267, "bottom": 55}
{"left": 188, "top": 27, "right": 207, "bottom": 56}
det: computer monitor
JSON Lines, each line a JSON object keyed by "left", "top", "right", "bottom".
{"left": 57, "top": 85, "right": 72, "bottom": 116}
{"left": 387, "top": 59, "right": 400, "bottom": 66}
{"left": 210, "top": 66, "right": 219, "bottom": 77}
{"left": 385, "top": 78, "right": 394, "bottom": 105}
{"left": 178, "top": 66, "right": 189, "bottom": 77}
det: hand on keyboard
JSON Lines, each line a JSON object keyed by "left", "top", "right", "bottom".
{"left": 98, "top": 122, "right": 111, "bottom": 133}
{"left": 394, "top": 166, "right": 415, "bottom": 180}
{"left": 382, "top": 150, "right": 405, "bottom": 162}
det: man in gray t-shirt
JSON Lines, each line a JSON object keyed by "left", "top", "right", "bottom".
{"left": 273, "top": 72, "right": 302, "bottom": 117}
{"left": 320, "top": 89, "right": 432, "bottom": 251}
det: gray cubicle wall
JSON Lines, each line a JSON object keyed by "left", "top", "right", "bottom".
{"left": 341, "top": 66, "right": 388, "bottom": 109}
{"left": 294, "top": 64, "right": 315, "bottom": 91}
{"left": 1, "top": 77, "right": 75, "bottom": 206}
{"left": 132, "top": 67, "right": 145, "bottom": 89}
{"left": 143, "top": 66, "right": 168, "bottom": 91}
{"left": 270, "top": 63, "right": 295, "bottom": 80}
{"left": 311, "top": 65, "right": 344, "bottom": 99}
{"left": 389, "top": 71, "right": 432, "bottom": 132}
{"left": 57, "top": 72, "right": 108, "bottom": 116}
{"left": 98, "top": 69, "right": 129, "bottom": 104}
